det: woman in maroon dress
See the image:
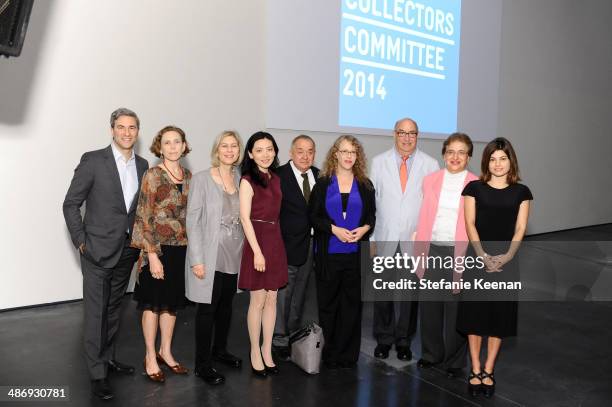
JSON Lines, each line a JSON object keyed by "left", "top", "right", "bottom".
{"left": 238, "top": 132, "right": 288, "bottom": 377}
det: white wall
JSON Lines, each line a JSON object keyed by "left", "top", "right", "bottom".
{"left": 1, "top": 0, "right": 611, "bottom": 309}
{"left": 495, "top": 0, "right": 612, "bottom": 233}
{"left": 0, "top": 1, "right": 268, "bottom": 309}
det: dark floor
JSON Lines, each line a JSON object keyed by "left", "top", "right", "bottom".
{"left": 2, "top": 225, "right": 612, "bottom": 407}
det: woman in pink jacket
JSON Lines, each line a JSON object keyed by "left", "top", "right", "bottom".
{"left": 413, "top": 133, "right": 478, "bottom": 378}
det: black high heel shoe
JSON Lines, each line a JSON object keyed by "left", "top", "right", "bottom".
{"left": 263, "top": 362, "right": 279, "bottom": 375}
{"left": 250, "top": 348, "right": 268, "bottom": 378}
{"left": 467, "top": 371, "right": 482, "bottom": 397}
{"left": 261, "top": 347, "right": 279, "bottom": 375}
{"left": 481, "top": 370, "right": 495, "bottom": 398}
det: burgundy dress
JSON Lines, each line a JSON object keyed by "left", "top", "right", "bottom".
{"left": 238, "top": 173, "right": 288, "bottom": 291}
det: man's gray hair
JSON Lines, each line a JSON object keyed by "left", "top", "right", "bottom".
{"left": 394, "top": 117, "right": 418, "bottom": 132}
{"left": 110, "top": 107, "right": 140, "bottom": 129}
{"left": 291, "top": 134, "right": 316, "bottom": 149}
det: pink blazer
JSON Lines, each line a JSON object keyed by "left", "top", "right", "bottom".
{"left": 413, "top": 170, "right": 478, "bottom": 286}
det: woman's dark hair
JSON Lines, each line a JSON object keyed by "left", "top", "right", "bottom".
{"left": 240, "top": 131, "right": 280, "bottom": 187}
{"left": 442, "top": 132, "right": 473, "bottom": 157}
{"left": 480, "top": 137, "right": 521, "bottom": 184}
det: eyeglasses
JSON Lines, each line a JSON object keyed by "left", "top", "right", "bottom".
{"left": 444, "top": 150, "right": 468, "bottom": 157}
{"left": 395, "top": 130, "right": 418, "bottom": 139}
{"left": 338, "top": 150, "right": 357, "bottom": 157}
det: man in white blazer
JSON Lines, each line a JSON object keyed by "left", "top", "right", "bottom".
{"left": 370, "top": 118, "right": 439, "bottom": 361}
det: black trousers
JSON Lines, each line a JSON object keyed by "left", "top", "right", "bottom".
{"left": 317, "top": 253, "right": 362, "bottom": 364}
{"left": 419, "top": 244, "right": 467, "bottom": 368}
{"left": 372, "top": 244, "right": 419, "bottom": 347}
{"left": 81, "top": 238, "right": 138, "bottom": 380}
{"left": 195, "top": 271, "right": 237, "bottom": 369}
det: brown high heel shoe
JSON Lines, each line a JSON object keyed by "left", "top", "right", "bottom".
{"left": 156, "top": 352, "right": 189, "bottom": 375}
{"left": 143, "top": 359, "right": 165, "bottom": 383}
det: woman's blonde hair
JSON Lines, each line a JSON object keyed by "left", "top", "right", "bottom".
{"left": 210, "top": 130, "right": 243, "bottom": 168}
{"left": 320, "top": 135, "right": 370, "bottom": 187}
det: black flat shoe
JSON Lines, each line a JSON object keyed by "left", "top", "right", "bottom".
{"left": 213, "top": 351, "right": 242, "bottom": 368}
{"left": 467, "top": 371, "right": 482, "bottom": 397}
{"left": 481, "top": 370, "right": 495, "bottom": 398}
{"left": 91, "top": 378, "right": 114, "bottom": 400}
{"left": 194, "top": 366, "right": 225, "bottom": 385}
{"left": 108, "top": 359, "right": 135, "bottom": 375}
{"left": 374, "top": 344, "right": 391, "bottom": 359}
{"left": 396, "top": 346, "right": 412, "bottom": 361}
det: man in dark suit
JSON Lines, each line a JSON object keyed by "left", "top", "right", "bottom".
{"left": 63, "top": 108, "right": 148, "bottom": 400}
{"left": 273, "top": 135, "right": 319, "bottom": 360}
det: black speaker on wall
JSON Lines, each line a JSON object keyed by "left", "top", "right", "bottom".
{"left": 0, "top": 0, "right": 34, "bottom": 57}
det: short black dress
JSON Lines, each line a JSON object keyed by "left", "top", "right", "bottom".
{"left": 456, "top": 180, "right": 533, "bottom": 338}
{"left": 133, "top": 181, "right": 188, "bottom": 313}
{"left": 134, "top": 244, "right": 187, "bottom": 312}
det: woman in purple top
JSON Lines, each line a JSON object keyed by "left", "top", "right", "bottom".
{"left": 308, "top": 135, "right": 376, "bottom": 368}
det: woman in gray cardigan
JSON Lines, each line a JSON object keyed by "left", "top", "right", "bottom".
{"left": 186, "top": 131, "right": 244, "bottom": 385}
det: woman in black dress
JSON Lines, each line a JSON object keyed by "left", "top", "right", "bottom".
{"left": 458, "top": 137, "right": 532, "bottom": 398}
{"left": 131, "top": 126, "right": 192, "bottom": 382}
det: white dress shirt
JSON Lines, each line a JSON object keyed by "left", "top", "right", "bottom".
{"left": 289, "top": 160, "right": 316, "bottom": 233}
{"left": 431, "top": 169, "right": 466, "bottom": 245}
{"left": 289, "top": 160, "right": 316, "bottom": 194}
{"left": 111, "top": 142, "right": 138, "bottom": 212}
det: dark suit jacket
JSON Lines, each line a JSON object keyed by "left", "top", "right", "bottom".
{"left": 276, "top": 161, "right": 320, "bottom": 266}
{"left": 63, "top": 145, "right": 148, "bottom": 268}
{"left": 308, "top": 175, "right": 376, "bottom": 280}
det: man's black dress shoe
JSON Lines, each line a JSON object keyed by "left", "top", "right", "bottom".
{"left": 108, "top": 359, "right": 135, "bottom": 375}
{"left": 194, "top": 366, "right": 225, "bottom": 385}
{"left": 417, "top": 358, "right": 436, "bottom": 368}
{"left": 374, "top": 344, "right": 391, "bottom": 359}
{"left": 91, "top": 378, "right": 114, "bottom": 400}
{"left": 213, "top": 351, "right": 242, "bottom": 368}
{"left": 272, "top": 346, "right": 291, "bottom": 362}
{"left": 396, "top": 346, "right": 412, "bottom": 361}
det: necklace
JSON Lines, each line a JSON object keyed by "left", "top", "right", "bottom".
{"left": 162, "top": 160, "right": 184, "bottom": 183}
{"left": 217, "top": 167, "right": 235, "bottom": 193}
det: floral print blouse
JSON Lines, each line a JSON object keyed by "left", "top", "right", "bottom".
{"left": 131, "top": 166, "right": 191, "bottom": 256}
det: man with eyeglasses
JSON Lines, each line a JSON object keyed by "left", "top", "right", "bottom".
{"left": 63, "top": 108, "right": 148, "bottom": 400}
{"left": 370, "top": 117, "right": 439, "bottom": 361}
